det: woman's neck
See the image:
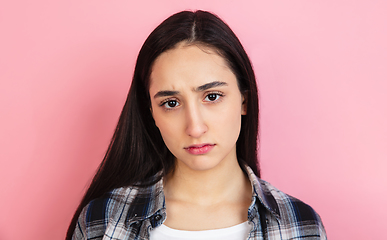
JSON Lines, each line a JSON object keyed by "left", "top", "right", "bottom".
{"left": 162, "top": 157, "right": 252, "bottom": 230}
{"left": 164, "top": 157, "right": 251, "bottom": 206}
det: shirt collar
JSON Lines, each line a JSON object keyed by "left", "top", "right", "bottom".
{"left": 126, "top": 164, "right": 281, "bottom": 224}
{"left": 243, "top": 165, "right": 281, "bottom": 220}
{"left": 126, "top": 176, "right": 166, "bottom": 226}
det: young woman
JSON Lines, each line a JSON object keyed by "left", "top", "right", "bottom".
{"left": 67, "top": 10, "right": 326, "bottom": 240}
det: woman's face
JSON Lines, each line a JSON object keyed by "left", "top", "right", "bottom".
{"left": 149, "top": 42, "right": 246, "bottom": 172}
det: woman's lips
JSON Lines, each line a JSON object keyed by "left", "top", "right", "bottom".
{"left": 184, "top": 144, "right": 215, "bottom": 155}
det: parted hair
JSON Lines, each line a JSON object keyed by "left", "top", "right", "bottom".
{"left": 66, "top": 10, "right": 259, "bottom": 239}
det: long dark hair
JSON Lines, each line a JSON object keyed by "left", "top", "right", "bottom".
{"left": 66, "top": 10, "right": 259, "bottom": 239}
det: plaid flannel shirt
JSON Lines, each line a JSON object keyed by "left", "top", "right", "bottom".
{"left": 73, "top": 165, "right": 327, "bottom": 240}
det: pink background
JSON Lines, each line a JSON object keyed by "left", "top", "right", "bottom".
{"left": 1, "top": 1, "right": 386, "bottom": 239}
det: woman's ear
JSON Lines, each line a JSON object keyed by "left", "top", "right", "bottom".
{"left": 241, "top": 94, "right": 247, "bottom": 115}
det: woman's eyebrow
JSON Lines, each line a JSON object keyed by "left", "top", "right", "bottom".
{"left": 153, "top": 81, "right": 228, "bottom": 99}
{"left": 154, "top": 90, "right": 179, "bottom": 99}
{"left": 195, "top": 81, "right": 228, "bottom": 92}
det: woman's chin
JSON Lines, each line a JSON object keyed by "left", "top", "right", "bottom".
{"left": 175, "top": 156, "right": 226, "bottom": 173}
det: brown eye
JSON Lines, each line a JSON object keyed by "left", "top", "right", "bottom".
{"left": 204, "top": 93, "right": 221, "bottom": 102}
{"left": 166, "top": 100, "right": 178, "bottom": 108}
{"left": 208, "top": 94, "right": 217, "bottom": 101}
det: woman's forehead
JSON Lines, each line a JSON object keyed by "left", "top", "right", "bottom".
{"left": 149, "top": 44, "right": 237, "bottom": 93}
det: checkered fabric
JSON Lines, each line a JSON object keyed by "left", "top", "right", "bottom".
{"left": 72, "top": 165, "right": 327, "bottom": 240}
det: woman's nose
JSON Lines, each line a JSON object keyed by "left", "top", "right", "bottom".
{"left": 185, "top": 104, "right": 208, "bottom": 138}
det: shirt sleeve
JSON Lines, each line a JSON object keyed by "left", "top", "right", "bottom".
{"left": 317, "top": 211, "right": 328, "bottom": 239}
{"left": 72, "top": 206, "right": 87, "bottom": 240}
{"left": 71, "top": 196, "right": 112, "bottom": 240}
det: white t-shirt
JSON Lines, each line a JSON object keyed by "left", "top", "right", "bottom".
{"left": 149, "top": 222, "right": 250, "bottom": 240}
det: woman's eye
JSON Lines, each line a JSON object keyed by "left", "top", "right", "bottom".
{"left": 164, "top": 100, "right": 179, "bottom": 109}
{"left": 204, "top": 93, "right": 221, "bottom": 102}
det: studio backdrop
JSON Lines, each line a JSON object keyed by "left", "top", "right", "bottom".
{"left": 1, "top": 1, "right": 386, "bottom": 239}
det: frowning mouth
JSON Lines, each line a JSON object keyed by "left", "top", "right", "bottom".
{"left": 184, "top": 144, "right": 215, "bottom": 155}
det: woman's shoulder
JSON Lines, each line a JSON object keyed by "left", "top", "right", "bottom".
{"left": 84, "top": 185, "right": 141, "bottom": 218}
{"left": 84, "top": 180, "right": 164, "bottom": 220}
{"left": 243, "top": 165, "right": 323, "bottom": 225}
{"left": 258, "top": 179, "right": 319, "bottom": 217}
{"left": 256, "top": 178, "right": 327, "bottom": 239}
{"left": 73, "top": 181, "right": 165, "bottom": 239}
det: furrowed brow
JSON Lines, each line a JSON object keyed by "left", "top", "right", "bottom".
{"left": 154, "top": 90, "right": 180, "bottom": 99}
{"left": 153, "top": 81, "right": 227, "bottom": 98}
{"left": 195, "top": 81, "right": 228, "bottom": 92}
